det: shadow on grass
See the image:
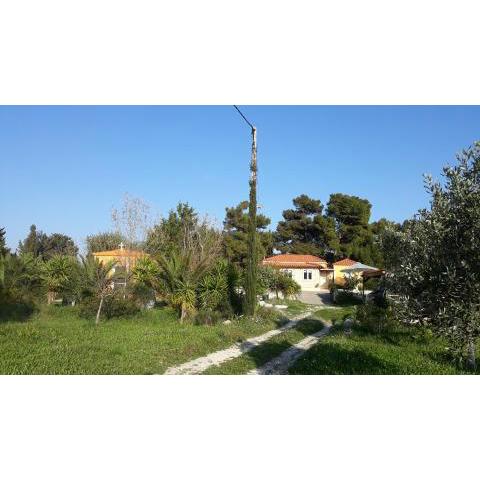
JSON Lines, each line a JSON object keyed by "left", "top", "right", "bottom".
{"left": 422, "top": 349, "right": 478, "bottom": 374}
{"left": 353, "top": 326, "right": 418, "bottom": 347}
{"left": 241, "top": 340, "right": 295, "bottom": 369}
{"left": 288, "top": 342, "right": 404, "bottom": 375}
{"left": 292, "top": 319, "right": 325, "bottom": 335}
{"left": 0, "top": 301, "right": 37, "bottom": 324}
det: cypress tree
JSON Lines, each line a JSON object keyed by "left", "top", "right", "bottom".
{"left": 244, "top": 127, "right": 258, "bottom": 316}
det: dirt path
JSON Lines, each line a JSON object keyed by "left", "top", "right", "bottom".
{"left": 247, "top": 323, "right": 332, "bottom": 375}
{"left": 164, "top": 309, "right": 316, "bottom": 375}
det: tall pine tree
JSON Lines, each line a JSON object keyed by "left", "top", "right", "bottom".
{"left": 275, "top": 195, "right": 339, "bottom": 256}
{"left": 223, "top": 201, "right": 273, "bottom": 266}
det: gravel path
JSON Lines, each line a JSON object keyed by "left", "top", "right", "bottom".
{"left": 247, "top": 323, "right": 332, "bottom": 375}
{"left": 164, "top": 309, "right": 315, "bottom": 375}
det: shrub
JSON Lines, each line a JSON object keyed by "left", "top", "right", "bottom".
{"left": 0, "top": 290, "right": 37, "bottom": 323}
{"left": 279, "top": 275, "right": 301, "bottom": 298}
{"left": 194, "top": 309, "right": 224, "bottom": 326}
{"left": 255, "top": 306, "right": 283, "bottom": 323}
{"left": 256, "top": 266, "right": 300, "bottom": 299}
{"left": 129, "top": 282, "right": 156, "bottom": 309}
{"left": 343, "top": 274, "right": 361, "bottom": 291}
{"left": 197, "top": 269, "right": 228, "bottom": 311}
{"left": 103, "top": 294, "right": 140, "bottom": 319}
{"left": 355, "top": 304, "right": 396, "bottom": 333}
{"left": 363, "top": 277, "right": 380, "bottom": 291}
{"left": 332, "top": 289, "right": 363, "bottom": 306}
{"left": 79, "top": 292, "right": 140, "bottom": 320}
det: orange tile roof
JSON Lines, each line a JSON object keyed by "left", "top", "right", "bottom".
{"left": 262, "top": 254, "right": 328, "bottom": 268}
{"left": 334, "top": 258, "right": 357, "bottom": 266}
{"left": 92, "top": 249, "right": 146, "bottom": 258}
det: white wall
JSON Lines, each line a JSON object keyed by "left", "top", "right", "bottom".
{"left": 281, "top": 268, "right": 331, "bottom": 292}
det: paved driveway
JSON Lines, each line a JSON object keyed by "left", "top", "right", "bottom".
{"left": 298, "top": 290, "right": 333, "bottom": 306}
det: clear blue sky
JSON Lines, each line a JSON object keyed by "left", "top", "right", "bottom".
{"left": 1, "top": 106, "right": 479, "bottom": 251}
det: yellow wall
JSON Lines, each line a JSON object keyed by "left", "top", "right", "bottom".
{"left": 333, "top": 265, "right": 361, "bottom": 286}
{"left": 93, "top": 253, "right": 143, "bottom": 272}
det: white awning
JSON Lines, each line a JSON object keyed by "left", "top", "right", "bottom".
{"left": 341, "top": 262, "right": 378, "bottom": 273}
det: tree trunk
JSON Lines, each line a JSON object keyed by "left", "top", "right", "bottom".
{"left": 466, "top": 339, "right": 476, "bottom": 371}
{"left": 180, "top": 303, "right": 187, "bottom": 324}
{"left": 96, "top": 296, "right": 104, "bottom": 325}
{"left": 47, "top": 291, "right": 56, "bottom": 305}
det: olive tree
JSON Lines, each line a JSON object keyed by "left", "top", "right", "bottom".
{"left": 382, "top": 143, "right": 480, "bottom": 370}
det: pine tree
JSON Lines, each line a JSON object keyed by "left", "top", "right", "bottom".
{"left": 0, "top": 227, "right": 9, "bottom": 257}
{"left": 275, "top": 195, "right": 339, "bottom": 256}
{"left": 223, "top": 201, "right": 272, "bottom": 266}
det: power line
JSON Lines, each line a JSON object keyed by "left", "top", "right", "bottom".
{"left": 233, "top": 105, "right": 255, "bottom": 131}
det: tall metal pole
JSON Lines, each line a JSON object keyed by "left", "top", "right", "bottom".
{"left": 245, "top": 126, "right": 258, "bottom": 316}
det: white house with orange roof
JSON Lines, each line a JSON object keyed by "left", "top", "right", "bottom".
{"left": 262, "top": 254, "right": 334, "bottom": 291}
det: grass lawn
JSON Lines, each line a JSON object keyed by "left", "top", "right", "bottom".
{"left": 203, "top": 316, "right": 325, "bottom": 374}
{"left": 0, "top": 306, "right": 284, "bottom": 374}
{"left": 2, "top": 303, "right": 476, "bottom": 375}
{"left": 267, "top": 298, "right": 312, "bottom": 316}
{"left": 288, "top": 323, "right": 480, "bottom": 375}
{"left": 203, "top": 307, "right": 352, "bottom": 374}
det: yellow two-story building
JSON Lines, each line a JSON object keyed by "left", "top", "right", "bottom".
{"left": 92, "top": 245, "right": 146, "bottom": 274}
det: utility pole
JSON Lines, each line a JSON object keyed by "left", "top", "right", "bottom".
{"left": 234, "top": 106, "right": 258, "bottom": 316}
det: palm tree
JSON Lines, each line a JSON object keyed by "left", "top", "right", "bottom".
{"left": 131, "top": 256, "right": 159, "bottom": 289}
{"left": 155, "top": 251, "right": 210, "bottom": 322}
{"left": 80, "top": 256, "right": 117, "bottom": 325}
{"left": 42, "top": 255, "right": 77, "bottom": 304}
{"left": 197, "top": 260, "right": 229, "bottom": 311}
{"left": 3, "top": 253, "right": 43, "bottom": 295}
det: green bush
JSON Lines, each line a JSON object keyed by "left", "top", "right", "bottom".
{"left": 355, "top": 304, "right": 396, "bottom": 333}
{"left": 255, "top": 306, "right": 283, "bottom": 323}
{"left": 194, "top": 309, "right": 224, "bottom": 326}
{"left": 363, "top": 277, "right": 380, "bottom": 291}
{"left": 103, "top": 294, "right": 140, "bottom": 319}
{"left": 256, "top": 266, "right": 300, "bottom": 299}
{"left": 197, "top": 260, "right": 240, "bottom": 315}
{"left": 129, "top": 282, "right": 156, "bottom": 309}
{"left": 333, "top": 289, "right": 363, "bottom": 306}
{"left": 79, "top": 292, "right": 140, "bottom": 320}
{"left": 0, "top": 290, "right": 37, "bottom": 323}
{"left": 343, "top": 274, "right": 361, "bottom": 291}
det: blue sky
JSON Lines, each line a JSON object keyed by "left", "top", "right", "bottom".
{"left": 1, "top": 105, "right": 479, "bottom": 251}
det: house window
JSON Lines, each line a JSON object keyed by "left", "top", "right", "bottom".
{"left": 282, "top": 269, "right": 293, "bottom": 278}
{"left": 304, "top": 270, "right": 312, "bottom": 280}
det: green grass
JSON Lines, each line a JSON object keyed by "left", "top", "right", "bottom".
{"left": 203, "top": 316, "right": 326, "bottom": 374}
{"left": 288, "top": 323, "right": 479, "bottom": 375}
{"left": 3, "top": 304, "right": 475, "bottom": 375}
{"left": 268, "top": 298, "right": 311, "bottom": 315}
{"left": 312, "top": 306, "right": 355, "bottom": 325}
{"left": 0, "top": 306, "right": 283, "bottom": 374}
